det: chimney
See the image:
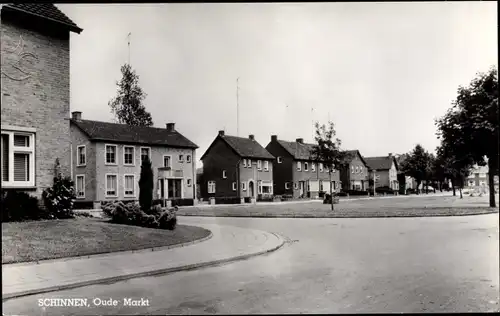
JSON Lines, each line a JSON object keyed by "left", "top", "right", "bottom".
{"left": 388, "top": 153, "right": 392, "bottom": 157}
{"left": 271, "top": 135, "right": 278, "bottom": 142}
{"left": 166, "top": 123, "right": 175, "bottom": 132}
{"left": 296, "top": 138, "right": 304, "bottom": 144}
{"left": 71, "top": 111, "right": 82, "bottom": 120}
{"left": 218, "top": 130, "right": 225, "bottom": 137}
{"left": 249, "top": 135, "right": 255, "bottom": 140}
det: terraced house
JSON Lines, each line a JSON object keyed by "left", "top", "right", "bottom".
{"left": 364, "top": 154, "right": 400, "bottom": 191}
{"left": 1, "top": 4, "right": 82, "bottom": 199}
{"left": 200, "top": 131, "right": 275, "bottom": 200}
{"left": 70, "top": 112, "right": 198, "bottom": 206}
{"left": 265, "top": 135, "right": 340, "bottom": 199}
{"left": 339, "top": 150, "right": 370, "bottom": 191}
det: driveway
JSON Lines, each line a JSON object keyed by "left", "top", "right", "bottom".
{"left": 3, "top": 212, "right": 498, "bottom": 314}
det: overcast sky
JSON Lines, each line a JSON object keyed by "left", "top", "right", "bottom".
{"left": 59, "top": 2, "right": 497, "bottom": 163}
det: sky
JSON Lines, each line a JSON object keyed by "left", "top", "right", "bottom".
{"left": 58, "top": 2, "right": 497, "bottom": 165}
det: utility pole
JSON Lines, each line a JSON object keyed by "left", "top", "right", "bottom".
{"left": 127, "top": 32, "right": 131, "bottom": 65}
{"left": 311, "top": 107, "right": 314, "bottom": 142}
{"left": 237, "top": 77, "right": 240, "bottom": 137}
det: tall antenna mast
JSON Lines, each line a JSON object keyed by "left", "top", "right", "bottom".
{"left": 237, "top": 77, "right": 240, "bottom": 137}
{"left": 127, "top": 32, "right": 131, "bottom": 65}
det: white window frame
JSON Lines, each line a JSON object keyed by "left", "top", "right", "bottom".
{"left": 304, "top": 162, "right": 309, "bottom": 172}
{"left": 319, "top": 163, "right": 324, "bottom": 172}
{"left": 187, "top": 179, "right": 192, "bottom": 187}
{"left": 140, "top": 147, "right": 151, "bottom": 163}
{"left": 247, "top": 159, "right": 252, "bottom": 168}
{"left": 1, "top": 129, "right": 36, "bottom": 188}
{"left": 312, "top": 163, "right": 316, "bottom": 172}
{"left": 75, "top": 174, "right": 85, "bottom": 199}
{"left": 264, "top": 160, "right": 269, "bottom": 171}
{"left": 77, "top": 145, "right": 86, "bottom": 167}
{"left": 351, "top": 166, "right": 354, "bottom": 173}
{"left": 105, "top": 144, "right": 118, "bottom": 165}
{"left": 277, "top": 156, "right": 283, "bottom": 164}
{"left": 105, "top": 173, "right": 118, "bottom": 197}
{"left": 163, "top": 155, "right": 172, "bottom": 168}
{"left": 232, "top": 182, "right": 237, "bottom": 191}
{"left": 186, "top": 155, "right": 192, "bottom": 163}
{"left": 243, "top": 159, "right": 247, "bottom": 167}
{"left": 294, "top": 182, "right": 298, "bottom": 189}
{"left": 222, "top": 170, "right": 227, "bottom": 178}
{"left": 242, "top": 181, "right": 247, "bottom": 191}
{"left": 285, "top": 182, "right": 290, "bottom": 189}
{"left": 123, "top": 174, "right": 136, "bottom": 198}
{"left": 257, "top": 160, "right": 262, "bottom": 170}
{"left": 297, "top": 161, "right": 302, "bottom": 171}
{"left": 360, "top": 166, "right": 363, "bottom": 174}
{"left": 355, "top": 166, "right": 359, "bottom": 173}
{"left": 123, "top": 146, "right": 135, "bottom": 166}
{"left": 208, "top": 181, "right": 216, "bottom": 194}
{"left": 179, "top": 154, "right": 184, "bottom": 163}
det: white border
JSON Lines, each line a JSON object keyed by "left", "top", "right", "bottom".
{"left": 105, "top": 144, "right": 118, "bottom": 166}
{"left": 75, "top": 174, "right": 85, "bottom": 199}
{"left": 140, "top": 146, "right": 151, "bottom": 163}
{"left": 76, "top": 145, "right": 86, "bottom": 167}
{"left": 163, "top": 155, "right": 172, "bottom": 168}
{"left": 105, "top": 173, "right": 119, "bottom": 197}
{"left": 123, "top": 146, "right": 135, "bottom": 166}
{"left": 123, "top": 174, "right": 136, "bottom": 198}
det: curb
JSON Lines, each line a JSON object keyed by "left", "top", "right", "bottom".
{"left": 3, "top": 230, "right": 214, "bottom": 268}
{"left": 2, "top": 232, "right": 285, "bottom": 301}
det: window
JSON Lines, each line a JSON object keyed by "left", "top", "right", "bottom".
{"left": 243, "top": 160, "right": 247, "bottom": 167}
{"left": 247, "top": 159, "right": 252, "bottom": 168}
{"left": 319, "top": 163, "right": 324, "bottom": 172}
{"left": 285, "top": 182, "right": 290, "bottom": 189}
{"left": 355, "top": 166, "right": 359, "bottom": 173}
{"left": 264, "top": 161, "right": 269, "bottom": 171}
{"left": 106, "top": 174, "right": 118, "bottom": 197}
{"left": 187, "top": 155, "right": 191, "bottom": 163}
{"left": 187, "top": 179, "right": 192, "bottom": 187}
{"left": 297, "top": 162, "right": 302, "bottom": 171}
{"left": 232, "top": 182, "right": 237, "bottom": 191}
{"left": 76, "top": 175, "right": 85, "bottom": 198}
{"left": 242, "top": 182, "right": 247, "bottom": 191}
{"left": 222, "top": 170, "right": 227, "bottom": 178}
{"left": 77, "top": 145, "right": 86, "bottom": 166}
{"left": 351, "top": 166, "right": 354, "bottom": 173}
{"left": 105, "top": 145, "right": 117, "bottom": 165}
{"left": 208, "top": 181, "right": 216, "bottom": 193}
{"left": 360, "top": 166, "right": 363, "bottom": 174}
{"left": 319, "top": 180, "right": 324, "bottom": 191}
{"left": 163, "top": 155, "right": 171, "bottom": 168}
{"left": 124, "top": 146, "right": 135, "bottom": 165}
{"left": 332, "top": 181, "right": 336, "bottom": 190}
{"left": 257, "top": 160, "right": 262, "bottom": 170}
{"left": 179, "top": 154, "right": 184, "bottom": 162}
{"left": 140, "top": 147, "right": 151, "bottom": 163}
{"left": 312, "top": 163, "right": 316, "bottom": 172}
{"left": 294, "top": 182, "right": 298, "bottom": 189}
{"left": 124, "top": 174, "right": 135, "bottom": 197}
{"left": 304, "top": 162, "right": 309, "bottom": 171}
{"left": 277, "top": 156, "right": 283, "bottom": 164}
{"left": 1, "top": 131, "right": 35, "bottom": 187}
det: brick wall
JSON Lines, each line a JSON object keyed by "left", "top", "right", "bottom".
{"left": 265, "top": 140, "right": 293, "bottom": 195}
{"left": 238, "top": 158, "right": 274, "bottom": 198}
{"left": 1, "top": 16, "right": 71, "bottom": 198}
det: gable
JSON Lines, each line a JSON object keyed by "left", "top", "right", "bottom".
{"left": 200, "top": 136, "right": 239, "bottom": 162}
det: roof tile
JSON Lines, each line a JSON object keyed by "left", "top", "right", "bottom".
{"left": 222, "top": 135, "right": 275, "bottom": 160}
{"left": 3, "top": 4, "right": 82, "bottom": 33}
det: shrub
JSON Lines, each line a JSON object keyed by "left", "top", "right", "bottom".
{"left": 281, "top": 194, "right": 293, "bottom": 201}
{"left": 215, "top": 197, "right": 242, "bottom": 204}
{"left": 375, "top": 186, "right": 395, "bottom": 194}
{"left": 158, "top": 208, "right": 177, "bottom": 230}
{"left": 148, "top": 204, "right": 163, "bottom": 217}
{"left": 323, "top": 193, "right": 340, "bottom": 204}
{"left": 140, "top": 212, "right": 159, "bottom": 228}
{"left": 1, "top": 190, "right": 43, "bottom": 222}
{"left": 42, "top": 175, "right": 76, "bottom": 219}
{"left": 346, "top": 190, "right": 370, "bottom": 196}
{"left": 73, "top": 200, "right": 95, "bottom": 210}
{"left": 139, "top": 158, "right": 154, "bottom": 212}
{"left": 171, "top": 198, "right": 195, "bottom": 207}
{"left": 257, "top": 194, "right": 274, "bottom": 202}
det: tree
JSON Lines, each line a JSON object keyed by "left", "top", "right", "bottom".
{"left": 109, "top": 63, "right": 153, "bottom": 127}
{"left": 310, "top": 121, "right": 351, "bottom": 211}
{"left": 139, "top": 157, "right": 154, "bottom": 213}
{"left": 400, "top": 144, "right": 432, "bottom": 195}
{"left": 435, "top": 143, "right": 473, "bottom": 198}
{"left": 436, "top": 67, "right": 498, "bottom": 207}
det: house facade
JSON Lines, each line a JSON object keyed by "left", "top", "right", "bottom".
{"left": 466, "top": 164, "right": 499, "bottom": 193}
{"left": 200, "top": 131, "right": 275, "bottom": 199}
{"left": 339, "top": 150, "right": 370, "bottom": 191}
{"left": 265, "top": 135, "right": 340, "bottom": 199}
{"left": 70, "top": 112, "right": 198, "bottom": 205}
{"left": 1, "top": 4, "right": 82, "bottom": 199}
{"left": 365, "top": 154, "right": 400, "bottom": 191}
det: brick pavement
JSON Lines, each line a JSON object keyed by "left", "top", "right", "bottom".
{"left": 2, "top": 224, "right": 284, "bottom": 300}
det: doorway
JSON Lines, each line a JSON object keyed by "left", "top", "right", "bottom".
{"left": 249, "top": 181, "right": 255, "bottom": 198}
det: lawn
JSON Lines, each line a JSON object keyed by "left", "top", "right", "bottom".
{"left": 177, "top": 195, "right": 498, "bottom": 218}
{"left": 2, "top": 218, "right": 211, "bottom": 264}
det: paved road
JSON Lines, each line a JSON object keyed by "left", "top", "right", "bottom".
{"left": 3, "top": 212, "right": 498, "bottom": 314}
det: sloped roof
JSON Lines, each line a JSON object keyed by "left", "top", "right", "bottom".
{"left": 364, "top": 156, "right": 398, "bottom": 171}
{"left": 71, "top": 119, "right": 198, "bottom": 149}
{"left": 201, "top": 135, "right": 275, "bottom": 160}
{"left": 277, "top": 140, "right": 317, "bottom": 160}
{"left": 2, "top": 4, "right": 82, "bottom": 33}
{"left": 343, "top": 150, "right": 368, "bottom": 166}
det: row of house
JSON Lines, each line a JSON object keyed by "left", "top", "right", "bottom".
{"left": 198, "top": 131, "right": 400, "bottom": 200}
{"left": 0, "top": 3, "right": 401, "bottom": 207}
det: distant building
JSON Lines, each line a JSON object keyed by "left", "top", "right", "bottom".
{"left": 364, "top": 153, "right": 400, "bottom": 191}
{"left": 466, "top": 164, "right": 499, "bottom": 193}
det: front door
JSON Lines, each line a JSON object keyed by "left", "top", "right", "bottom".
{"left": 299, "top": 181, "right": 304, "bottom": 197}
{"left": 168, "top": 179, "right": 182, "bottom": 199}
{"left": 249, "top": 181, "right": 254, "bottom": 197}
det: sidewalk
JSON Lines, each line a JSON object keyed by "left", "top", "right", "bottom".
{"left": 2, "top": 224, "right": 284, "bottom": 300}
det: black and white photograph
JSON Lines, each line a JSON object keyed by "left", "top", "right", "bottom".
{"left": 1, "top": 1, "right": 498, "bottom": 314}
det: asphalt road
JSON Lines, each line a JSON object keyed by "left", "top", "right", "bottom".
{"left": 3, "top": 209, "right": 498, "bottom": 314}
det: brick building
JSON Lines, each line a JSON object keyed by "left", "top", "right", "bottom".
{"left": 364, "top": 154, "right": 400, "bottom": 191}
{"left": 200, "top": 131, "right": 275, "bottom": 200}
{"left": 339, "top": 150, "right": 370, "bottom": 191}
{"left": 265, "top": 135, "right": 340, "bottom": 199}
{"left": 1, "top": 4, "right": 82, "bottom": 198}
{"left": 70, "top": 112, "right": 198, "bottom": 205}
